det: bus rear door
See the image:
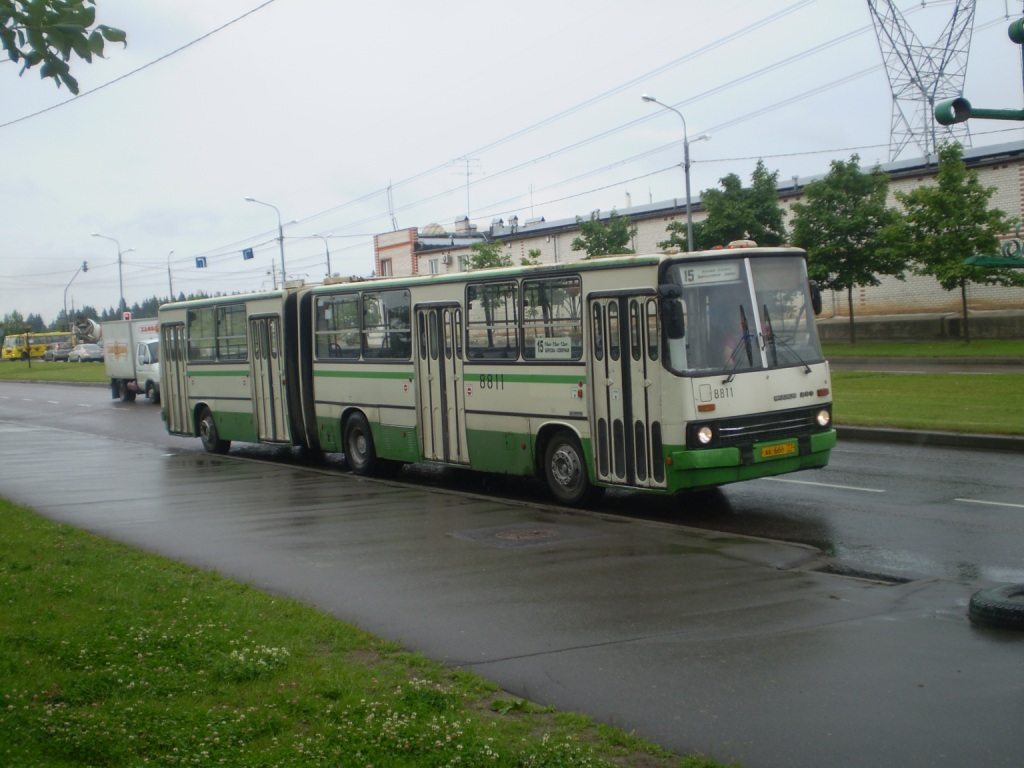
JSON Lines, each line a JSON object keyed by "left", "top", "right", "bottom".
{"left": 415, "top": 304, "right": 469, "bottom": 464}
{"left": 249, "top": 315, "right": 290, "bottom": 443}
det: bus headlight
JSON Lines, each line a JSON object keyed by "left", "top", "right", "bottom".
{"left": 697, "top": 425, "right": 714, "bottom": 445}
{"left": 816, "top": 409, "right": 831, "bottom": 427}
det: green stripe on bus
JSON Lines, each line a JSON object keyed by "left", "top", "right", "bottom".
{"left": 313, "top": 369, "right": 585, "bottom": 385}
{"left": 315, "top": 369, "right": 413, "bottom": 380}
{"left": 187, "top": 369, "right": 250, "bottom": 377}
{"left": 487, "top": 373, "right": 586, "bottom": 385}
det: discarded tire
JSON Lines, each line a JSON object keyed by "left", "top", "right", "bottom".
{"left": 968, "top": 584, "right": 1024, "bottom": 630}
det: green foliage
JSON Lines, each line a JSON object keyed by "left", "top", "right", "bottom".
{"left": 662, "top": 160, "right": 787, "bottom": 251}
{"left": 521, "top": 248, "right": 543, "bottom": 266}
{"left": 791, "top": 155, "right": 907, "bottom": 342}
{"left": 468, "top": 239, "right": 513, "bottom": 270}
{"left": 0, "top": 0, "right": 126, "bottom": 94}
{"left": 655, "top": 219, "right": 688, "bottom": 252}
{"left": 897, "top": 143, "right": 1020, "bottom": 291}
{"left": 571, "top": 210, "right": 636, "bottom": 257}
{"left": 895, "top": 142, "right": 1023, "bottom": 341}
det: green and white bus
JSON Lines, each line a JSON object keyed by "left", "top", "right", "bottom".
{"left": 159, "top": 245, "right": 835, "bottom": 505}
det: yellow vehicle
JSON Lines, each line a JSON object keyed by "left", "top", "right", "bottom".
{"left": 1, "top": 331, "right": 72, "bottom": 361}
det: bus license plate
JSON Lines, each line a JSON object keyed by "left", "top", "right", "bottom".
{"left": 761, "top": 442, "right": 796, "bottom": 459}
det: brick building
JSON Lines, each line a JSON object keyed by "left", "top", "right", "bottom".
{"left": 373, "top": 141, "right": 1024, "bottom": 319}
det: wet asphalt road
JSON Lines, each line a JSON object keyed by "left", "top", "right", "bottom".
{"left": 1, "top": 380, "right": 1021, "bottom": 585}
{"left": 1, "top": 381, "right": 1023, "bottom": 767}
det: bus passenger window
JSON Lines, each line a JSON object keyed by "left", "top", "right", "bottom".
{"left": 466, "top": 281, "right": 518, "bottom": 359}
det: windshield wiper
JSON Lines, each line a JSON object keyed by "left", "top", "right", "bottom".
{"left": 763, "top": 304, "right": 811, "bottom": 373}
{"left": 722, "top": 305, "right": 755, "bottom": 383}
{"left": 762, "top": 304, "right": 778, "bottom": 368}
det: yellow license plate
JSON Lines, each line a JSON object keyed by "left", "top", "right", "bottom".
{"left": 761, "top": 442, "right": 796, "bottom": 459}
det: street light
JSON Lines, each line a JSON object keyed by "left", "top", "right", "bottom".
{"left": 91, "top": 232, "right": 134, "bottom": 316}
{"left": 641, "top": 94, "right": 710, "bottom": 252}
{"left": 64, "top": 261, "right": 88, "bottom": 339}
{"left": 245, "top": 196, "right": 286, "bottom": 287}
{"left": 312, "top": 234, "right": 332, "bottom": 278}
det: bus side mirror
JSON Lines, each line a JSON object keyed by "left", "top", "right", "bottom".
{"left": 809, "top": 281, "right": 823, "bottom": 315}
{"left": 659, "top": 285, "right": 685, "bottom": 339}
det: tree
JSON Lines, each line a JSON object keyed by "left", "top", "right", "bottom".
{"left": 521, "top": 248, "right": 542, "bottom": 266}
{"left": 1, "top": 0, "right": 126, "bottom": 94}
{"left": 571, "top": 211, "right": 636, "bottom": 258}
{"left": 896, "top": 142, "right": 1022, "bottom": 343}
{"left": 791, "top": 155, "right": 907, "bottom": 343}
{"left": 659, "top": 160, "right": 787, "bottom": 251}
{"left": 2, "top": 310, "right": 27, "bottom": 339}
{"left": 467, "top": 239, "right": 513, "bottom": 270}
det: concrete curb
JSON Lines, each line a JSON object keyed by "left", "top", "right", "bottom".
{"left": 836, "top": 425, "right": 1024, "bottom": 453}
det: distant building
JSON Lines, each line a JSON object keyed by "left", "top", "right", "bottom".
{"left": 372, "top": 141, "right": 1024, "bottom": 317}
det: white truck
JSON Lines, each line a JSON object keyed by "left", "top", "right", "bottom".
{"left": 103, "top": 318, "right": 161, "bottom": 404}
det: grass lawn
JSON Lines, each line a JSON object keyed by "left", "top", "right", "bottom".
{"left": 822, "top": 339, "right": 1024, "bottom": 359}
{"left": 0, "top": 360, "right": 107, "bottom": 384}
{"left": 0, "top": 498, "right": 720, "bottom": 768}
{"left": 831, "top": 372, "right": 1024, "bottom": 435}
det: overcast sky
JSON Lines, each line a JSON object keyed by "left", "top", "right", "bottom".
{"left": 3, "top": 0, "right": 1024, "bottom": 323}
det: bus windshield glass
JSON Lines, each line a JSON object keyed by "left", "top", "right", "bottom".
{"left": 663, "top": 255, "right": 824, "bottom": 375}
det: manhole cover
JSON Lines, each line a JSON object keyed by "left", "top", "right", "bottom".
{"left": 452, "top": 523, "right": 602, "bottom": 549}
{"left": 494, "top": 528, "right": 559, "bottom": 542}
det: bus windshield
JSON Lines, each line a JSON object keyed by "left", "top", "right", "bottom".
{"left": 663, "top": 255, "right": 824, "bottom": 375}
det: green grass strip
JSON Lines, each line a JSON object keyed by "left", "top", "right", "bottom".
{"left": 0, "top": 499, "right": 723, "bottom": 768}
{"left": 832, "top": 372, "right": 1024, "bottom": 435}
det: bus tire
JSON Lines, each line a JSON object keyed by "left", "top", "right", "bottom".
{"left": 969, "top": 584, "right": 1024, "bottom": 630}
{"left": 119, "top": 381, "right": 137, "bottom": 403}
{"left": 544, "top": 430, "right": 601, "bottom": 507}
{"left": 344, "top": 412, "right": 379, "bottom": 476}
{"left": 198, "top": 408, "right": 231, "bottom": 455}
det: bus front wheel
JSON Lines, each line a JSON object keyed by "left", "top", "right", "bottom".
{"left": 544, "top": 431, "right": 601, "bottom": 507}
{"left": 198, "top": 408, "right": 231, "bottom": 455}
{"left": 344, "top": 413, "right": 379, "bottom": 476}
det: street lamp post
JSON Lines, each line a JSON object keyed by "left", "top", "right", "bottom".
{"left": 641, "top": 94, "right": 710, "bottom": 252}
{"left": 91, "top": 233, "right": 134, "bottom": 316}
{"left": 64, "top": 261, "right": 88, "bottom": 339}
{"left": 166, "top": 250, "right": 175, "bottom": 299}
{"left": 312, "top": 234, "right": 332, "bottom": 278}
{"left": 245, "top": 197, "right": 286, "bottom": 287}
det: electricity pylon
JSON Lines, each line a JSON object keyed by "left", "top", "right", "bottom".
{"left": 868, "top": 0, "right": 976, "bottom": 161}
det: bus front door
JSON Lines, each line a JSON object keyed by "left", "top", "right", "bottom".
{"left": 161, "top": 322, "right": 191, "bottom": 436}
{"left": 588, "top": 295, "right": 666, "bottom": 490}
{"left": 249, "top": 315, "right": 290, "bottom": 443}
{"left": 415, "top": 305, "right": 468, "bottom": 464}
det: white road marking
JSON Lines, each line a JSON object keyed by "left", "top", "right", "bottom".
{"left": 764, "top": 477, "right": 886, "bottom": 493}
{"left": 955, "top": 498, "right": 1024, "bottom": 510}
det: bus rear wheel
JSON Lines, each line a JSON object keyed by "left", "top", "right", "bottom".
{"left": 198, "top": 408, "right": 231, "bottom": 454}
{"left": 344, "top": 412, "right": 379, "bottom": 476}
{"left": 544, "top": 430, "right": 601, "bottom": 507}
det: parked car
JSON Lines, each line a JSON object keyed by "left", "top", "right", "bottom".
{"left": 43, "top": 341, "right": 73, "bottom": 362}
{"left": 69, "top": 343, "right": 104, "bottom": 363}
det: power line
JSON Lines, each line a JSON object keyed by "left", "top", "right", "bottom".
{"left": 0, "top": 0, "right": 280, "bottom": 130}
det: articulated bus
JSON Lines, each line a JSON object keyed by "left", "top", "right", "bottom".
{"left": 158, "top": 245, "right": 836, "bottom": 505}
{"left": 1, "top": 331, "right": 71, "bottom": 361}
